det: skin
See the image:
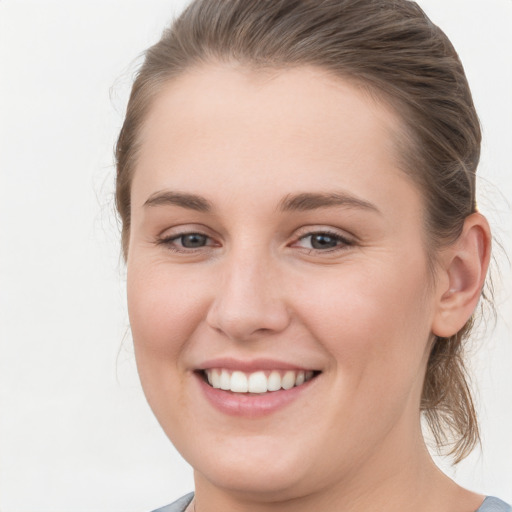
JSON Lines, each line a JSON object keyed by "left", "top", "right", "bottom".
{"left": 126, "top": 65, "right": 491, "bottom": 512}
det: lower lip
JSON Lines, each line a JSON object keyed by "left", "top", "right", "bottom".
{"left": 195, "top": 372, "right": 318, "bottom": 418}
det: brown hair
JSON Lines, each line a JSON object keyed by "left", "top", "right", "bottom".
{"left": 116, "top": 0, "right": 488, "bottom": 463}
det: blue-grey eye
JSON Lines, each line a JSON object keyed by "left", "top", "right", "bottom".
{"left": 180, "top": 233, "right": 208, "bottom": 248}
{"left": 309, "top": 233, "right": 340, "bottom": 249}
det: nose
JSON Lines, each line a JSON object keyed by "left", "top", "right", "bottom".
{"left": 206, "top": 251, "right": 291, "bottom": 342}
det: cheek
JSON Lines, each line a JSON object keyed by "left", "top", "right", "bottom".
{"left": 126, "top": 260, "right": 216, "bottom": 434}
{"left": 295, "top": 257, "right": 433, "bottom": 392}
{"left": 127, "top": 261, "right": 211, "bottom": 366}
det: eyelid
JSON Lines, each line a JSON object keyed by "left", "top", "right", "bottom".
{"left": 153, "top": 224, "right": 356, "bottom": 254}
{"left": 155, "top": 225, "right": 221, "bottom": 253}
{"left": 156, "top": 223, "right": 214, "bottom": 239}
{"left": 289, "top": 226, "right": 356, "bottom": 252}
{"left": 293, "top": 225, "right": 355, "bottom": 242}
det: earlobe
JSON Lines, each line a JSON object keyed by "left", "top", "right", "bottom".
{"left": 432, "top": 213, "right": 492, "bottom": 338}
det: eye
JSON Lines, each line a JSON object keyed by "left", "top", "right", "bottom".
{"left": 305, "top": 233, "right": 340, "bottom": 249}
{"left": 177, "top": 233, "right": 208, "bottom": 248}
{"left": 292, "top": 230, "right": 353, "bottom": 252}
{"left": 156, "top": 231, "right": 217, "bottom": 253}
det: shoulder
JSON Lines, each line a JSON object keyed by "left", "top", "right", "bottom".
{"left": 148, "top": 494, "right": 512, "bottom": 512}
{"left": 477, "top": 497, "right": 512, "bottom": 512}
{"left": 150, "top": 492, "right": 194, "bottom": 512}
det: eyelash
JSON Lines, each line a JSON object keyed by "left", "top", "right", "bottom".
{"left": 292, "top": 229, "right": 354, "bottom": 254}
{"left": 156, "top": 232, "right": 217, "bottom": 254}
{"left": 156, "top": 229, "right": 354, "bottom": 255}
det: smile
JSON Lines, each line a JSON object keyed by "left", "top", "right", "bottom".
{"left": 203, "top": 369, "right": 316, "bottom": 394}
{"left": 195, "top": 360, "right": 322, "bottom": 417}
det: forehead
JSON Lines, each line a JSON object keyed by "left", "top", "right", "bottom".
{"left": 132, "top": 64, "right": 417, "bottom": 214}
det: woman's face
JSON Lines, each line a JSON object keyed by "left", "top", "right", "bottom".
{"left": 127, "top": 65, "right": 440, "bottom": 498}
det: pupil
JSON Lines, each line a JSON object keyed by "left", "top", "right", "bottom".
{"left": 182, "top": 234, "right": 207, "bottom": 248}
{"left": 311, "top": 234, "right": 337, "bottom": 249}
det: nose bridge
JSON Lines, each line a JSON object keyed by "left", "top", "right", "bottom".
{"left": 207, "top": 241, "right": 290, "bottom": 340}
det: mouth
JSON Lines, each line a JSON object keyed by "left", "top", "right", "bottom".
{"left": 197, "top": 368, "right": 321, "bottom": 394}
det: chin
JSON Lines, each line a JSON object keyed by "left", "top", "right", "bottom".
{"left": 184, "top": 435, "right": 319, "bottom": 499}
{"left": 197, "top": 463, "right": 313, "bottom": 501}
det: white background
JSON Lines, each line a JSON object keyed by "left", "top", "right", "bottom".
{"left": 0, "top": 1, "right": 511, "bottom": 511}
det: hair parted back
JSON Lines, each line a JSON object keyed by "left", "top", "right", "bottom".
{"left": 116, "top": 0, "right": 488, "bottom": 463}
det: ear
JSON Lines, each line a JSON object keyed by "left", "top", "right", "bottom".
{"left": 431, "top": 213, "right": 492, "bottom": 338}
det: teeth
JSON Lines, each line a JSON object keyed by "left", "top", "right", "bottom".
{"left": 248, "top": 371, "right": 267, "bottom": 393}
{"left": 210, "top": 369, "right": 221, "bottom": 388}
{"left": 230, "top": 371, "right": 248, "bottom": 392}
{"left": 281, "top": 371, "right": 295, "bottom": 390}
{"left": 267, "top": 370, "right": 281, "bottom": 392}
{"left": 220, "top": 370, "right": 231, "bottom": 390}
{"left": 204, "top": 368, "right": 316, "bottom": 394}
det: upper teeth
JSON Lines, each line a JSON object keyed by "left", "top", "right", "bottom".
{"left": 204, "top": 369, "right": 314, "bottom": 394}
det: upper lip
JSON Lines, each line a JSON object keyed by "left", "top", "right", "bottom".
{"left": 197, "top": 357, "right": 319, "bottom": 372}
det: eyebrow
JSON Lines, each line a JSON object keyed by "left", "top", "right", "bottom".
{"left": 143, "top": 191, "right": 212, "bottom": 212}
{"left": 143, "top": 189, "right": 380, "bottom": 215}
{"left": 278, "top": 192, "right": 380, "bottom": 214}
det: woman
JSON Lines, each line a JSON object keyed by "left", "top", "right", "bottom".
{"left": 115, "top": 1, "right": 510, "bottom": 511}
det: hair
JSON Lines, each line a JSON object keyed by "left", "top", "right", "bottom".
{"left": 116, "top": 0, "right": 490, "bottom": 463}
